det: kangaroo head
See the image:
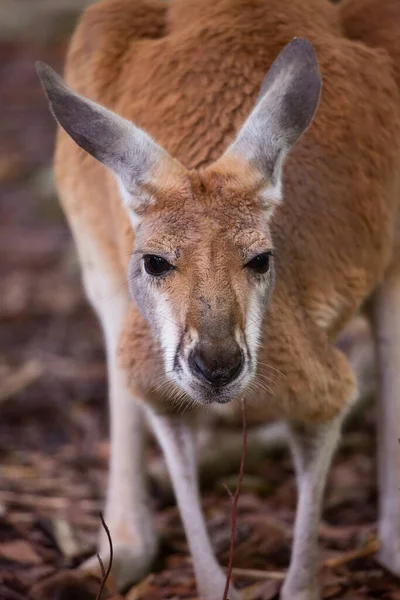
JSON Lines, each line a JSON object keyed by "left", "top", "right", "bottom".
{"left": 37, "top": 38, "right": 321, "bottom": 405}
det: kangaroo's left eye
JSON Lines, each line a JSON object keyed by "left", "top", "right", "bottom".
{"left": 245, "top": 252, "right": 272, "bottom": 274}
{"left": 143, "top": 255, "right": 173, "bottom": 276}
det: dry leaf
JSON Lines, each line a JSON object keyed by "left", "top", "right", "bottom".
{"left": 0, "top": 540, "right": 41, "bottom": 564}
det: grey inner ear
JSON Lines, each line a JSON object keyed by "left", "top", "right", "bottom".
{"left": 256, "top": 38, "right": 321, "bottom": 146}
{"left": 227, "top": 38, "right": 322, "bottom": 184}
{"left": 35, "top": 61, "right": 164, "bottom": 191}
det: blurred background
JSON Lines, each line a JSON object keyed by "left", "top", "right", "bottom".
{"left": 0, "top": 2, "right": 398, "bottom": 599}
{"left": 0, "top": 1, "right": 114, "bottom": 596}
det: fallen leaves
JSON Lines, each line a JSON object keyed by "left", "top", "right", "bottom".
{"left": 0, "top": 360, "right": 44, "bottom": 404}
{"left": 323, "top": 537, "right": 380, "bottom": 569}
{"left": 126, "top": 575, "right": 155, "bottom": 600}
{"left": 0, "top": 540, "right": 41, "bottom": 564}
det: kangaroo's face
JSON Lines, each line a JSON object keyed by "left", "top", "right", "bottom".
{"left": 127, "top": 162, "right": 276, "bottom": 404}
{"left": 37, "top": 38, "right": 321, "bottom": 406}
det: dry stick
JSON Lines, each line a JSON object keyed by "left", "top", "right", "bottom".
{"left": 228, "top": 567, "right": 285, "bottom": 581}
{"left": 0, "top": 360, "right": 43, "bottom": 404}
{"left": 95, "top": 513, "right": 114, "bottom": 600}
{"left": 97, "top": 553, "right": 106, "bottom": 580}
{"left": 222, "top": 398, "right": 248, "bottom": 600}
{"left": 323, "top": 538, "right": 380, "bottom": 569}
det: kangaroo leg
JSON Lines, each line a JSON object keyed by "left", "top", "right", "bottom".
{"left": 77, "top": 250, "right": 157, "bottom": 590}
{"left": 146, "top": 409, "right": 239, "bottom": 600}
{"left": 368, "top": 266, "right": 400, "bottom": 576}
{"left": 281, "top": 416, "right": 344, "bottom": 600}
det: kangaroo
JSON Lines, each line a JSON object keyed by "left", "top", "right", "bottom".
{"left": 36, "top": 0, "right": 400, "bottom": 598}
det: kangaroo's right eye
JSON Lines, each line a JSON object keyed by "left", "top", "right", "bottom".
{"left": 245, "top": 252, "right": 272, "bottom": 274}
{"left": 143, "top": 255, "right": 173, "bottom": 276}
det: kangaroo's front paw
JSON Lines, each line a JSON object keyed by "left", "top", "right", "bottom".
{"left": 225, "top": 584, "right": 241, "bottom": 600}
{"left": 280, "top": 581, "right": 320, "bottom": 600}
{"left": 196, "top": 568, "right": 241, "bottom": 600}
{"left": 281, "top": 590, "right": 319, "bottom": 600}
{"left": 377, "top": 544, "right": 400, "bottom": 578}
{"left": 79, "top": 540, "right": 158, "bottom": 591}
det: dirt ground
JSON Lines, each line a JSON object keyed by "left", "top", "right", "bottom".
{"left": 1, "top": 5, "right": 400, "bottom": 600}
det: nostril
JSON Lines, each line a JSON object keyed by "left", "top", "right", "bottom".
{"left": 190, "top": 346, "right": 244, "bottom": 387}
{"left": 228, "top": 351, "right": 243, "bottom": 380}
{"left": 191, "top": 352, "right": 209, "bottom": 380}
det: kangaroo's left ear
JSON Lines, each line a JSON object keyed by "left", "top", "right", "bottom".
{"left": 36, "top": 61, "right": 186, "bottom": 224}
{"left": 215, "top": 38, "right": 321, "bottom": 207}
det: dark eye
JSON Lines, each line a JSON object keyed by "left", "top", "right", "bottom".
{"left": 143, "top": 255, "right": 173, "bottom": 276}
{"left": 245, "top": 252, "right": 272, "bottom": 274}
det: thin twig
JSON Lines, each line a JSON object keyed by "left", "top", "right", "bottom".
{"left": 323, "top": 538, "right": 379, "bottom": 569}
{"left": 222, "top": 483, "right": 234, "bottom": 500}
{"left": 97, "top": 553, "right": 106, "bottom": 579}
{"left": 222, "top": 398, "right": 247, "bottom": 600}
{"left": 227, "top": 567, "right": 285, "bottom": 581}
{"left": 95, "top": 513, "right": 114, "bottom": 600}
{"left": 0, "top": 360, "right": 43, "bottom": 404}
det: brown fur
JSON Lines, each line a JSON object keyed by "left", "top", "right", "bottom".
{"left": 55, "top": 0, "right": 400, "bottom": 423}
{"left": 340, "top": 0, "right": 400, "bottom": 89}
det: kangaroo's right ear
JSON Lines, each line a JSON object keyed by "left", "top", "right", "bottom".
{"left": 213, "top": 38, "right": 321, "bottom": 213}
{"left": 36, "top": 62, "right": 184, "bottom": 222}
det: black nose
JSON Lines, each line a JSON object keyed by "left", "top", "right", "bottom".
{"left": 190, "top": 341, "right": 243, "bottom": 387}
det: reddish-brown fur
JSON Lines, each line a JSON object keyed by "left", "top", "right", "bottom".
{"left": 55, "top": 0, "right": 400, "bottom": 425}
{"left": 340, "top": 0, "right": 400, "bottom": 90}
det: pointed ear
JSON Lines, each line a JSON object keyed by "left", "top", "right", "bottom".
{"left": 219, "top": 38, "right": 321, "bottom": 203}
{"left": 35, "top": 62, "right": 184, "bottom": 221}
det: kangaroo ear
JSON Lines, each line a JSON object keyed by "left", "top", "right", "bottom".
{"left": 220, "top": 38, "right": 321, "bottom": 202}
{"left": 36, "top": 62, "right": 184, "bottom": 221}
